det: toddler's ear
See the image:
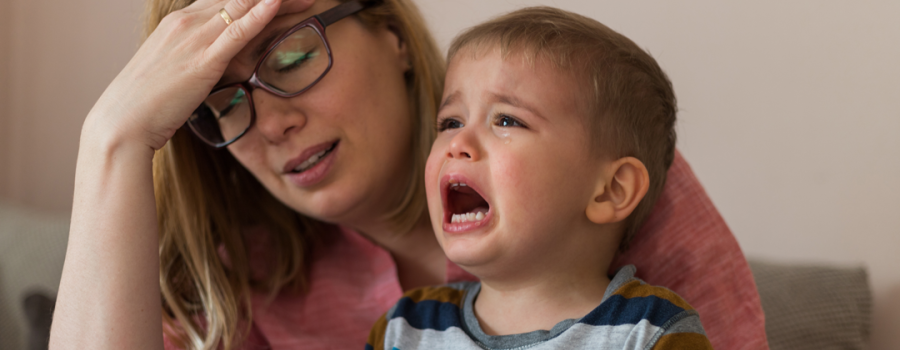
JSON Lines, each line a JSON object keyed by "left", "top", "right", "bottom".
{"left": 585, "top": 157, "right": 650, "bottom": 225}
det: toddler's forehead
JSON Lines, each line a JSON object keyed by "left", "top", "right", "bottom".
{"left": 447, "top": 47, "right": 598, "bottom": 133}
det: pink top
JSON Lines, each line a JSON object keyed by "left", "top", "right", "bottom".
{"left": 246, "top": 228, "right": 476, "bottom": 349}
{"left": 164, "top": 227, "right": 477, "bottom": 350}
{"left": 164, "top": 151, "right": 769, "bottom": 350}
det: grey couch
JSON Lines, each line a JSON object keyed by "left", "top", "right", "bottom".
{"left": 0, "top": 201, "right": 68, "bottom": 350}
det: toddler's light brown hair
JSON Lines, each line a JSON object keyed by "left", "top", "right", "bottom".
{"left": 448, "top": 7, "right": 677, "bottom": 250}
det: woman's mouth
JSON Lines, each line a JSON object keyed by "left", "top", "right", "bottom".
{"left": 443, "top": 177, "right": 492, "bottom": 233}
{"left": 289, "top": 142, "right": 337, "bottom": 173}
{"left": 284, "top": 141, "right": 339, "bottom": 188}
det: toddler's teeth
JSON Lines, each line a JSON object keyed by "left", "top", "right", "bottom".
{"left": 450, "top": 211, "right": 488, "bottom": 224}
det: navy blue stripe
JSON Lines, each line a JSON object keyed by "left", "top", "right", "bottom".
{"left": 364, "top": 344, "right": 374, "bottom": 350}
{"left": 389, "top": 297, "right": 463, "bottom": 331}
{"left": 580, "top": 295, "right": 686, "bottom": 327}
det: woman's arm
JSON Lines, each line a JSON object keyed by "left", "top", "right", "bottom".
{"left": 49, "top": 0, "right": 287, "bottom": 348}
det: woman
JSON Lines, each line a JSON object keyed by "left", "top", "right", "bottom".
{"left": 50, "top": 0, "right": 767, "bottom": 349}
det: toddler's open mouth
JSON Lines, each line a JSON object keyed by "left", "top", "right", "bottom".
{"left": 442, "top": 176, "right": 492, "bottom": 232}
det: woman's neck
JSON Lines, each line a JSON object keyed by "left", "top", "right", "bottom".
{"left": 352, "top": 214, "right": 447, "bottom": 290}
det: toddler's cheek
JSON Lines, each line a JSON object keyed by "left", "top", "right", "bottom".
{"left": 423, "top": 154, "right": 445, "bottom": 215}
{"left": 424, "top": 156, "right": 441, "bottom": 195}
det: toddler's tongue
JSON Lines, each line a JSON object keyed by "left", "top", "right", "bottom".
{"left": 449, "top": 185, "right": 489, "bottom": 214}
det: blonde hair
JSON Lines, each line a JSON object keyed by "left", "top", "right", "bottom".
{"left": 145, "top": 0, "right": 445, "bottom": 348}
{"left": 448, "top": 7, "right": 677, "bottom": 251}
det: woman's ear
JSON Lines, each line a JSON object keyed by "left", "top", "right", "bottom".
{"left": 385, "top": 24, "right": 410, "bottom": 72}
{"left": 585, "top": 157, "right": 650, "bottom": 225}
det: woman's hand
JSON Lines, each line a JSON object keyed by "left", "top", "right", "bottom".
{"left": 85, "top": 0, "right": 292, "bottom": 152}
{"left": 51, "top": 1, "right": 317, "bottom": 349}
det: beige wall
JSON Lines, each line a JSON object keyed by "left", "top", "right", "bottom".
{"left": 0, "top": 0, "right": 897, "bottom": 348}
{"left": 0, "top": 0, "right": 142, "bottom": 213}
{"left": 0, "top": 0, "right": 10, "bottom": 196}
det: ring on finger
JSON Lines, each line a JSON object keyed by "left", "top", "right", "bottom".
{"left": 218, "top": 8, "right": 234, "bottom": 25}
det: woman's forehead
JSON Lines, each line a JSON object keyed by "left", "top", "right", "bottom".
{"left": 240, "top": 0, "right": 339, "bottom": 63}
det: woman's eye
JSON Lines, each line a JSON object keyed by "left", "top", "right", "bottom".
{"left": 437, "top": 118, "right": 464, "bottom": 131}
{"left": 228, "top": 89, "right": 246, "bottom": 106}
{"left": 496, "top": 114, "right": 524, "bottom": 127}
{"left": 219, "top": 89, "right": 246, "bottom": 119}
{"left": 273, "top": 49, "right": 319, "bottom": 73}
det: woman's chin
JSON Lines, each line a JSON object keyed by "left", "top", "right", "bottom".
{"left": 273, "top": 185, "right": 360, "bottom": 223}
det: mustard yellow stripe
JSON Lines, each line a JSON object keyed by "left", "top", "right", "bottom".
{"left": 651, "top": 332, "right": 713, "bottom": 350}
{"left": 403, "top": 285, "right": 467, "bottom": 308}
{"left": 366, "top": 313, "right": 389, "bottom": 350}
{"left": 613, "top": 280, "right": 694, "bottom": 311}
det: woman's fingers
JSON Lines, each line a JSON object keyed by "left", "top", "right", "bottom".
{"left": 219, "top": 0, "right": 265, "bottom": 29}
{"left": 207, "top": 0, "right": 281, "bottom": 62}
{"left": 85, "top": 0, "right": 283, "bottom": 151}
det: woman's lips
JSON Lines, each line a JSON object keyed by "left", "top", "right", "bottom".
{"left": 284, "top": 141, "right": 339, "bottom": 188}
{"left": 282, "top": 140, "right": 339, "bottom": 173}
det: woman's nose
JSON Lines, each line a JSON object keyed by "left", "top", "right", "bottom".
{"left": 252, "top": 90, "right": 307, "bottom": 143}
{"left": 447, "top": 126, "right": 482, "bottom": 161}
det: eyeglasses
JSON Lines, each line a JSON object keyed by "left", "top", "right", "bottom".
{"left": 187, "top": 0, "right": 369, "bottom": 148}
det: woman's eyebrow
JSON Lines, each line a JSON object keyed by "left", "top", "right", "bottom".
{"left": 251, "top": 29, "right": 289, "bottom": 61}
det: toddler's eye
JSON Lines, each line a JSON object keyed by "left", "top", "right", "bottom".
{"left": 496, "top": 114, "right": 525, "bottom": 127}
{"left": 437, "top": 118, "right": 464, "bottom": 131}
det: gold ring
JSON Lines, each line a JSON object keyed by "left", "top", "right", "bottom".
{"left": 218, "top": 8, "right": 233, "bottom": 25}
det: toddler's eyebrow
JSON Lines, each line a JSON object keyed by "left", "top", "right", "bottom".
{"left": 490, "top": 92, "right": 545, "bottom": 121}
{"left": 439, "top": 91, "right": 546, "bottom": 120}
{"left": 438, "top": 91, "right": 460, "bottom": 113}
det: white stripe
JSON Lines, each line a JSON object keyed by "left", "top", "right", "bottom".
{"left": 383, "top": 317, "right": 665, "bottom": 350}
{"left": 384, "top": 318, "right": 480, "bottom": 350}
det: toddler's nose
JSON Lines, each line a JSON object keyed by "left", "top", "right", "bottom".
{"left": 447, "top": 127, "right": 481, "bottom": 161}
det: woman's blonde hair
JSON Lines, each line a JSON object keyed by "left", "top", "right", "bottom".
{"left": 145, "top": 0, "right": 445, "bottom": 348}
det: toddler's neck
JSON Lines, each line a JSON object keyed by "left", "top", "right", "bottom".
{"left": 473, "top": 269, "right": 612, "bottom": 336}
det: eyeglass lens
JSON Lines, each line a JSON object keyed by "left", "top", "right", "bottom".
{"left": 189, "top": 26, "right": 330, "bottom": 147}
{"left": 259, "top": 27, "right": 330, "bottom": 94}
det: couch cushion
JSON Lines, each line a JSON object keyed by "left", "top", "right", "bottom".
{"left": 0, "top": 201, "right": 69, "bottom": 350}
{"left": 749, "top": 259, "right": 871, "bottom": 350}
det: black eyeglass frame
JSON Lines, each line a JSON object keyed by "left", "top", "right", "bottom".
{"left": 188, "top": 0, "right": 369, "bottom": 148}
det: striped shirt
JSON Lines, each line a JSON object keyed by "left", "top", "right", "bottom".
{"left": 366, "top": 265, "right": 712, "bottom": 350}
